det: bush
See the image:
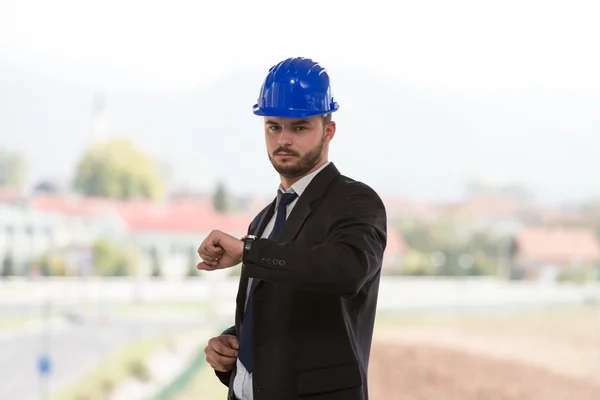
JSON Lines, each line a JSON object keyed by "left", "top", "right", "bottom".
{"left": 32, "top": 253, "right": 68, "bottom": 276}
{"left": 129, "top": 359, "right": 151, "bottom": 382}
{"left": 400, "top": 250, "right": 437, "bottom": 276}
{"left": 558, "top": 264, "right": 597, "bottom": 284}
{"left": 1, "top": 253, "right": 14, "bottom": 277}
{"left": 93, "top": 237, "right": 135, "bottom": 276}
{"left": 466, "top": 251, "right": 498, "bottom": 276}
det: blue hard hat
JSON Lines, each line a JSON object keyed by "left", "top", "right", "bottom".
{"left": 253, "top": 57, "right": 339, "bottom": 118}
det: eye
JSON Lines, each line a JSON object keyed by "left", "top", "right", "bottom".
{"left": 267, "top": 125, "right": 281, "bottom": 132}
{"left": 293, "top": 126, "right": 307, "bottom": 132}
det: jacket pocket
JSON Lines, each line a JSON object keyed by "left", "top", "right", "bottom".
{"left": 296, "top": 363, "right": 362, "bottom": 396}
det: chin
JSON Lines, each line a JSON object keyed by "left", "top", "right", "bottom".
{"left": 275, "top": 166, "right": 310, "bottom": 179}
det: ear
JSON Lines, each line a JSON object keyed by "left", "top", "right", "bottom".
{"left": 324, "top": 121, "right": 336, "bottom": 142}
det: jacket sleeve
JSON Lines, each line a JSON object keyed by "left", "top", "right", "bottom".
{"left": 214, "top": 325, "right": 237, "bottom": 386}
{"left": 242, "top": 183, "right": 387, "bottom": 298}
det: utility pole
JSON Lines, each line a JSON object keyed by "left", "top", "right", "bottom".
{"left": 38, "top": 299, "right": 52, "bottom": 400}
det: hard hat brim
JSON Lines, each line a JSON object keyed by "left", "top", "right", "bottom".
{"left": 253, "top": 103, "right": 339, "bottom": 118}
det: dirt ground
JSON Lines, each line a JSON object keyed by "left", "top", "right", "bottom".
{"left": 368, "top": 308, "right": 600, "bottom": 400}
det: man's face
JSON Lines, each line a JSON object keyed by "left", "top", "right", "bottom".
{"left": 264, "top": 116, "right": 334, "bottom": 178}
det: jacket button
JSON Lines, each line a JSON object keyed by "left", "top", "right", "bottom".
{"left": 279, "top": 260, "right": 285, "bottom": 266}
{"left": 272, "top": 258, "right": 279, "bottom": 265}
{"left": 261, "top": 257, "right": 266, "bottom": 263}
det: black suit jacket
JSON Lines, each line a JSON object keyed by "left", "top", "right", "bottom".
{"left": 215, "top": 163, "right": 387, "bottom": 400}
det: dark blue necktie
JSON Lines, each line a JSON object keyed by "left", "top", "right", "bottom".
{"left": 238, "top": 191, "right": 298, "bottom": 373}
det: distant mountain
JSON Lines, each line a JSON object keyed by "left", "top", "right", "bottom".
{"left": 1, "top": 56, "right": 599, "bottom": 205}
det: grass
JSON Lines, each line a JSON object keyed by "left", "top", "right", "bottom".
{"left": 170, "top": 313, "right": 433, "bottom": 400}
{"left": 164, "top": 305, "right": 600, "bottom": 400}
{"left": 169, "top": 362, "right": 228, "bottom": 400}
{"left": 50, "top": 334, "right": 172, "bottom": 400}
{"left": 0, "top": 316, "right": 33, "bottom": 330}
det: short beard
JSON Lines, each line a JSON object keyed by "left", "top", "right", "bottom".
{"left": 268, "top": 134, "right": 325, "bottom": 178}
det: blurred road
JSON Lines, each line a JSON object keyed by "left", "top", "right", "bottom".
{"left": 0, "top": 311, "right": 206, "bottom": 400}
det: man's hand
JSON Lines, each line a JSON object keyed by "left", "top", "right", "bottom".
{"left": 197, "top": 229, "right": 244, "bottom": 271}
{"left": 205, "top": 334, "right": 239, "bottom": 373}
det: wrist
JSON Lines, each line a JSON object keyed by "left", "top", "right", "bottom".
{"left": 241, "top": 235, "right": 258, "bottom": 262}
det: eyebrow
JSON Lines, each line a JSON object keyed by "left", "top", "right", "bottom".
{"left": 265, "top": 119, "right": 310, "bottom": 126}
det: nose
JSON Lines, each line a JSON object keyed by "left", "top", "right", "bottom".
{"left": 278, "top": 128, "right": 293, "bottom": 146}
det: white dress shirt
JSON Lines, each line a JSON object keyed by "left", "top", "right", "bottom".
{"left": 233, "top": 161, "right": 330, "bottom": 400}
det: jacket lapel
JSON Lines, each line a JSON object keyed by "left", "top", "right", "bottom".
{"left": 255, "top": 200, "right": 277, "bottom": 237}
{"left": 276, "top": 162, "right": 340, "bottom": 243}
{"left": 235, "top": 199, "right": 276, "bottom": 329}
{"left": 234, "top": 163, "right": 341, "bottom": 329}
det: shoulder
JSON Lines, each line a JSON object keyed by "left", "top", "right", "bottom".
{"left": 324, "top": 174, "right": 387, "bottom": 224}
{"left": 331, "top": 174, "right": 386, "bottom": 209}
{"left": 324, "top": 174, "right": 387, "bottom": 242}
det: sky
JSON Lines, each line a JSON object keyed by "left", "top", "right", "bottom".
{"left": 0, "top": 0, "right": 599, "bottom": 204}
{"left": 1, "top": 0, "right": 599, "bottom": 96}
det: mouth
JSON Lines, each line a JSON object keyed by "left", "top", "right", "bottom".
{"left": 275, "top": 153, "right": 294, "bottom": 157}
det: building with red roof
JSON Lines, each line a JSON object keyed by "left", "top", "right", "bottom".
{"left": 1, "top": 192, "right": 406, "bottom": 278}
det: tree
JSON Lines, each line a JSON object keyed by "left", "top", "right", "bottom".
{"left": 73, "top": 138, "right": 164, "bottom": 200}
{"left": 468, "top": 251, "right": 498, "bottom": 276}
{"left": 92, "top": 237, "right": 133, "bottom": 276}
{"left": 1, "top": 253, "right": 14, "bottom": 277}
{"left": 399, "top": 250, "right": 436, "bottom": 276}
{"left": 32, "top": 253, "right": 68, "bottom": 276}
{"left": 186, "top": 246, "right": 199, "bottom": 278}
{"left": 0, "top": 148, "right": 27, "bottom": 188}
{"left": 33, "top": 179, "right": 61, "bottom": 194}
{"left": 212, "top": 180, "right": 232, "bottom": 213}
{"left": 150, "top": 246, "right": 162, "bottom": 277}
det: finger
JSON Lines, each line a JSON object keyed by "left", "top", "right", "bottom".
{"left": 206, "top": 245, "right": 225, "bottom": 258}
{"left": 206, "top": 354, "right": 229, "bottom": 372}
{"left": 199, "top": 248, "right": 224, "bottom": 262}
{"left": 221, "top": 335, "right": 239, "bottom": 350}
{"left": 213, "top": 339, "right": 239, "bottom": 358}
{"left": 199, "top": 256, "right": 220, "bottom": 266}
{"left": 205, "top": 350, "right": 236, "bottom": 372}
{"left": 197, "top": 262, "right": 217, "bottom": 271}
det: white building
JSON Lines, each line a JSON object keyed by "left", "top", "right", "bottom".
{"left": 0, "top": 194, "right": 252, "bottom": 279}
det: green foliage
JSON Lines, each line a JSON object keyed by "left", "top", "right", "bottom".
{"left": 399, "top": 219, "right": 463, "bottom": 253}
{"left": 435, "top": 250, "right": 464, "bottom": 276}
{"left": 128, "top": 359, "right": 151, "bottom": 382}
{"left": 470, "top": 251, "right": 498, "bottom": 276}
{"left": 92, "top": 237, "right": 133, "bottom": 276}
{"left": 32, "top": 253, "right": 68, "bottom": 276}
{"left": 0, "top": 148, "right": 27, "bottom": 188}
{"left": 212, "top": 180, "right": 232, "bottom": 213}
{"left": 400, "top": 250, "right": 436, "bottom": 276}
{"left": 150, "top": 246, "right": 162, "bottom": 277}
{"left": 73, "top": 138, "right": 164, "bottom": 200}
{"left": 398, "top": 221, "right": 500, "bottom": 277}
{"left": 1, "top": 253, "right": 14, "bottom": 277}
{"left": 557, "top": 264, "right": 598, "bottom": 284}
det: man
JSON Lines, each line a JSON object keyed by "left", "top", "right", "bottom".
{"left": 198, "top": 57, "right": 387, "bottom": 400}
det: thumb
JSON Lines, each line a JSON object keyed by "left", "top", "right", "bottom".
{"left": 222, "top": 334, "right": 239, "bottom": 349}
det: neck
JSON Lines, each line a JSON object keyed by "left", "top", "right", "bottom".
{"left": 279, "top": 159, "right": 328, "bottom": 191}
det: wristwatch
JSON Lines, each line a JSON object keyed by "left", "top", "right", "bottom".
{"left": 241, "top": 234, "right": 258, "bottom": 261}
